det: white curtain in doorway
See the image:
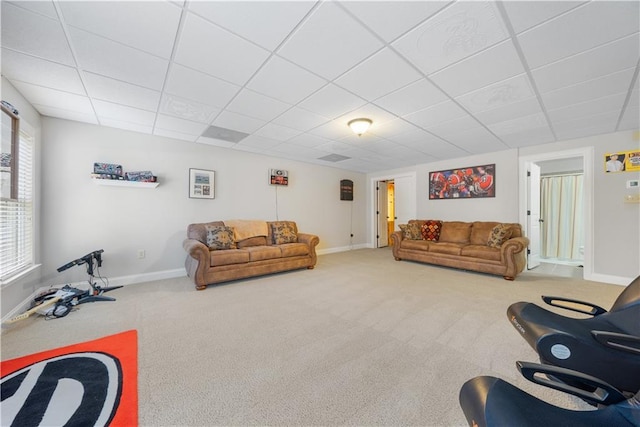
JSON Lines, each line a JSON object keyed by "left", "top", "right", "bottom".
{"left": 540, "top": 174, "right": 584, "bottom": 260}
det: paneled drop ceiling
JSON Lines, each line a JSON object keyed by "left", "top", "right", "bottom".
{"left": 2, "top": 1, "right": 639, "bottom": 173}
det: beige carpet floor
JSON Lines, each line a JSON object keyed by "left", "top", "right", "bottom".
{"left": 1, "top": 248, "right": 622, "bottom": 426}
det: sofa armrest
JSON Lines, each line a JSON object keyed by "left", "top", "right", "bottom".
{"left": 500, "top": 236, "right": 530, "bottom": 279}
{"left": 183, "top": 238, "right": 210, "bottom": 290}
{"left": 296, "top": 233, "right": 319, "bottom": 267}
{"left": 391, "top": 231, "right": 404, "bottom": 260}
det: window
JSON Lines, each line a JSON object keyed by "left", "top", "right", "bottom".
{"left": 1, "top": 102, "right": 34, "bottom": 284}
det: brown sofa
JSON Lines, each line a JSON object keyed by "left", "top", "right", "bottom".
{"left": 391, "top": 220, "right": 529, "bottom": 280}
{"left": 183, "top": 220, "right": 319, "bottom": 290}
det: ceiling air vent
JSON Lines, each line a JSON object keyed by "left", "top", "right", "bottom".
{"left": 318, "top": 153, "right": 351, "bottom": 162}
{"left": 201, "top": 125, "right": 249, "bottom": 143}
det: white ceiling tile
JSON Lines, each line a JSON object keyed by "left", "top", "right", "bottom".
{"left": 196, "top": 136, "right": 236, "bottom": 149}
{"left": 339, "top": 103, "right": 398, "bottom": 128}
{"left": 553, "top": 110, "right": 620, "bottom": 139}
{"left": 213, "top": 111, "right": 266, "bottom": 134}
{"left": 474, "top": 97, "right": 542, "bottom": 126}
{"left": 627, "top": 78, "right": 639, "bottom": 108}
{"left": 1, "top": 2, "right": 75, "bottom": 66}
{"left": 92, "top": 99, "right": 156, "bottom": 126}
{"left": 175, "top": 12, "right": 270, "bottom": 85}
{"left": 153, "top": 128, "right": 198, "bottom": 143}
{"left": 500, "top": 126, "right": 556, "bottom": 148}
{"left": 254, "top": 123, "right": 302, "bottom": 142}
{"left": 618, "top": 106, "right": 640, "bottom": 131}
{"left": 335, "top": 48, "right": 422, "bottom": 101}
{"left": 548, "top": 93, "right": 627, "bottom": 124}
{"left": 59, "top": 1, "right": 181, "bottom": 59}
{"left": 1, "top": 48, "right": 85, "bottom": 95}
{"left": 427, "top": 115, "right": 482, "bottom": 138}
{"left": 68, "top": 27, "right": 169, "bottom": 90}
{"left": 392, "top": 1, "right": 508, "bottom": 75}
{"left": 11, "top": 80, "right": 93, "bottom": 114}
{"left": 413, "top": 137, "right": 469, "bottom": 159}
{"left": 165, "top": 64, "right": 240, "bottom": 109}
{"left": 542, "top": 68, "right": 636, "bottom": 111}
{"left": 370, "top": 119, "right": 420, "bottom": 139}
{"left": 226, "top": 89, "right": 292, "bottom": 122}
{"left": 430, "top": 40, "right": 525, "bottom": 98}
{"left": 309, "top": 119, "right": 353, "bottom": 140}
{"left": 188, "top": 1, "right": 315, "bottom": 51}
{"left": 33, "top": 104, "right": 98, "bottom": 125}
{"left": 404, "top": 100, "right": 468, "bottom": 129}
{"left": 446, "top": 127, "right": 508, "bottom": 154}
{"left": 7, "top": 1, "right": 58, "bottom": 19}
{"left": 159, "top": 93, "right": 218, "bottom": 124}
{"left": 532, "top": 34, "right": 640, "bottom": 94}
{"left": 278, "top": 2, "right": 383, "bottom": 80}
{"left": 373, "top": 79, "right": 448, "bottom": 116}
{"left": 502, "top": 1, "right": 586, "bottom": 34}
{"left": 340, "top": 1, "right": 451, "bottom": 42}
{"left": 272, "top": 107, "right": 329, "bottom": 132}
{"left": 99, "top": 118, "right": 153, "bottom": 135}
{"left": 488, "top": 113, "right": 549, "bottom": 137}
{"left": 287, "top": 133, "right": 332, "bottom": 149}
{"left": 247, "top": 56, "right": 327, "bottom": 104}
{"left": 298, "top": 84, "right": 367, "bottom": 119}
{"left": 154, "top": 114, "right": 208, "bottom": 137}
{"left": 518, "top": 1, "right": 640, "bottom": 69}
{"left": 456, "top": 74, "right": 535, "bottom": 114}
{"left": 237, "top": 135, "right": 284, "bottom": 149}
{"left": 84, "top": 72, "right": 161, "bottom": 111}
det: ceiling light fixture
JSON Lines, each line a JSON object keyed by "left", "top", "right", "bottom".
{"left": 348, "top": 118, "right": 372, "bottom": 136}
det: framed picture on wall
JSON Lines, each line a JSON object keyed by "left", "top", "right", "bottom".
{"left": 429, "top": 164, "right": 495, "bottom": 199}
{"left": 189, "top": 168, "right": 215, "bottom": 199}
{"left": 269, "top": 169, "right": 288, "bottom": 186}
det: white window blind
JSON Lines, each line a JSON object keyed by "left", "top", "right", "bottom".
{"left": 0, "top": 130, "right": 34, "bottom": 283}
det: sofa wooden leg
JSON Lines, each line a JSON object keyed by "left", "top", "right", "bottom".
{"left": 196, "top": 284, "right": 206, "bottom": 290}
{"left": 307, "top": 266, "right": 315, "bottom": 269}
{"left": 394, "top": 257, "right": 401, "bottom": 261}
{"left": 504, "top": 276, "right": 515, "bottom": 281}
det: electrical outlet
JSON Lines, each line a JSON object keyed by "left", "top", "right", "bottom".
{"left": 137, "top": 249, "right": 145, "bottom": 259}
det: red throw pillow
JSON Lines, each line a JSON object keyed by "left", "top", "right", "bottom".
{"left": 421, "top": 220, "right": 442, "bottom": 241}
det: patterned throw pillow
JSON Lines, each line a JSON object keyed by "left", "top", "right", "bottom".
{"left": 487, "top": 224, "right": 513, "bottom": 248}
{"left": 421, "top": 220, "right": 443, "bottom": 241}
{"left": 271, "top": 222, "right": 298, "bottom": 244}
{"left": 205, "top": 225, "right": 237, "bottom": 250}
{"left": 399, "top": 223, "right": 423, "bottom": 240}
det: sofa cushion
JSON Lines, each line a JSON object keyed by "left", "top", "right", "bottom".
{"left": 487, "top": 224, "right": 513, "bottom": 248}
{"left": 461, "top": 245, "right": 502, "bottom": 261}
{"left": 205, "top": 225, "right": 237, "bottom": 250}
{"left": 421, "top": 220, "right": 443, "bottom": 241}
{"left": 400, "top": 240, "right": 430, "bottom": 251}
{"left": 210, "top": 249, "right": 249, "bottom": 267}
{"left": 236, "top": 236, "right": 268, "bottom": 249}
{"left": 271, "top": 222, "right": 298, "bottom": 244}
{"left": 439, "top": 222, "right": 472, "bottom": 244}
{"left": 470, "top": 221, "right": 501, "bottom": 245}
{"left": 279, "top": 243, "right": 310, "bottom": 257}
{"left": 399, "top": 223, "right": 423, "bottom": 240}
{"left": 246, "top": 246, "right": 282, "bottom": 262}
{"left": 428, "top": 242, "right": 464, "bottom": 255}
{"left": 188, "top": 221, "right": 225, "bottom": 245}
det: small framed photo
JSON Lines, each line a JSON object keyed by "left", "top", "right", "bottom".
{"left": 189, "top": 168, "right": 215, "bottom": 199}
{"left": 269, "top": 169, "right": 288, "bottom": 186}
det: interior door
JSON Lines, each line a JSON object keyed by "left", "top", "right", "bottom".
{"left": 394, "top": 175, "right": 415, "bottom": 230}
{"left": 527, "top": 163, "right": 541, "bottom": 269}
{"left": 377, "top": 180, "right": 388, "bottom": 248}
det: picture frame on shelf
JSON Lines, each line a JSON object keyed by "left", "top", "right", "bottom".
{"left": 189, "top": 168, "right": 215, "bottom": 199}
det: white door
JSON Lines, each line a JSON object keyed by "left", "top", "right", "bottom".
{"left": 394, "top": 175, "right": 415, "bottom": 230}
{"left": 527, "top": 163, "right": 541, "bottom": 269}
{"left": 377, "top": 181, "right": 388, "bottom": 247}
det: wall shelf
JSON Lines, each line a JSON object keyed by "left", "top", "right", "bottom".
{"left": 92, "top": 179, "right": 159, "bottom": 188}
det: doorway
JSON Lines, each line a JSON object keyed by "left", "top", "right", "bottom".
{"left": 375, "top": 180, "right": 396, "bottom": 247}
{"left": 370, "top": 172, "right": 417, "bottom": 249}
{"left": 519, "top": 148, "right": 594, "bottom": 280}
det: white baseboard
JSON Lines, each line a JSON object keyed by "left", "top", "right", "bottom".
{"left": 317, "top": 243, "right": 369, "bottom": 255}
{"left": 585, "top": 273, "right": 635, "bottom": 286}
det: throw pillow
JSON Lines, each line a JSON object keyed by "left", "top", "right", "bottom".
{"left": 421, "top": 220, "right": 443, "bottom": 241}
{"left": 487, "top": 224, "right": 513, "bottom": 248}
{"left": 205, "top": 225, "right": 237, "bottom": 250}
{"left": 271, "top": 222, "right": 298, "bottom": 244}
{"left": 399, "top": 223, "right": 423, "bottom": 240}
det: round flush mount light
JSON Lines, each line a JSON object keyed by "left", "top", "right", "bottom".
{"left": 348, "top": 118, "right": 372, "bottom": 136}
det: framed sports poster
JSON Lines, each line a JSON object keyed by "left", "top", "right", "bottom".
{"left": 269, "top": 169, "right": 288, "bottom": 186}
{"left": 429, "top": 164, "right": 495, "bottom": 199}
{"left": 189, "top": 168, "right": 215, "bottom": 199}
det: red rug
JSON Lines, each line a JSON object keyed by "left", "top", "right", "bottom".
{"left": 1, "top": 330, "right": 137, "bottom": 426}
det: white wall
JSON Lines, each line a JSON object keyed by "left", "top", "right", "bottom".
{"left": 1, "top": 78, "right": 42, "bottom": 317}
{"left": 40, "top": 117, "right": 367, "bottom": 286}
{"left": 369, "top": 130, "right": 640, "bottom": 284}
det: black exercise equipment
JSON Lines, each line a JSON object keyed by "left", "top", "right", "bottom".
{"left": 459, "top": 361, "right": 640, "bottom": 427}
{"left": 507, "top": 276, "right": 640, "bottom": 394}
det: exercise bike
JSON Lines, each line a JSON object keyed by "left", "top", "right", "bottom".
{"left": 33, "top": 250, "right": 122, "bottom": 318}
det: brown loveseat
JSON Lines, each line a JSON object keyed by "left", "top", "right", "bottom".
{"left": 183, "top": 220, "right": 319, "bottom": 290}
{"left": 391, "top": 220, "right": 529, "bottom": 280}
